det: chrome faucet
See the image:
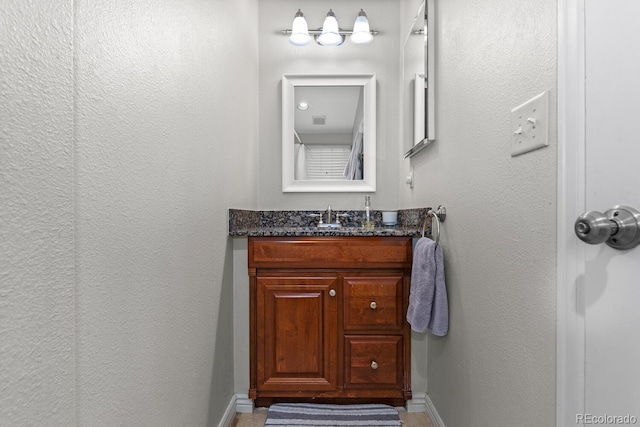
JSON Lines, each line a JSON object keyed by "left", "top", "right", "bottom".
{"left": 312, "top": 205, "right": 348, "bottom": 228}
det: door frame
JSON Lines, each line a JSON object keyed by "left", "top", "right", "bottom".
{"left": 557, "top": 0, "right": 587, "bottom": 425}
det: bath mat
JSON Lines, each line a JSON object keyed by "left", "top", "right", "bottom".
{"left": 264, "top": 403, "right": 401, "bottom": 426}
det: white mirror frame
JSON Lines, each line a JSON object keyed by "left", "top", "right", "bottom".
{"left": 282, "top": 74, "right": 376, "bottom": 193}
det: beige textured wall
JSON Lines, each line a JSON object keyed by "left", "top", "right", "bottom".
{"left": 1, "top": 0, "right": 259, "bottom": 425}
{"left": 401, "top": 0, "right": 557, "bottom": 425}
{"left": 0, "top": 1, "right": 75, "bottom": 425}
{"left": 74, "top": 0, "right": 258, "bottom": 424}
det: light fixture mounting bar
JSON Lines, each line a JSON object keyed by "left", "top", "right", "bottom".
{"left": 281, "top": 29, "right": 379, "bottom": 36}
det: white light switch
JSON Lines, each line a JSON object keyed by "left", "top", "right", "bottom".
{"left": 510, "top": 90, "right": 549, "bottom": 157}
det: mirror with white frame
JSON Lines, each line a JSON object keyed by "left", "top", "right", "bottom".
{"left": 282, "top": 74, "right": 376, "bottom": 193}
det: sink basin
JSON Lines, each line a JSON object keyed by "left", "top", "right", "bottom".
{"left": 317, "top": 223, "right": 342, "bottom": 229}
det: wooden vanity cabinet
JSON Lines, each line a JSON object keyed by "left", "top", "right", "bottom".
{"left": 248, "top": 236, "right": 413, "bottom": 406}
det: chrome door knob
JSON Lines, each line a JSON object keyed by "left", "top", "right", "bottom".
{"left": 329, "top": 289, "right": 336, "bottom": 297}
{"left": 574, "top": 210, "right": 612, "bottom": 245}
{"left": 575, "top": 205, "right": 640, "bottom": 250}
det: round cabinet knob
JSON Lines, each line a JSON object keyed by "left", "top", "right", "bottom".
{"left": 370, "top": 301, "right": 377, "bottom": 310}
{"left": 329, "top": 289, "right": 336, "bottom": 297}
{"left": 371, "top": 361, "right": 378, "bottom": 370}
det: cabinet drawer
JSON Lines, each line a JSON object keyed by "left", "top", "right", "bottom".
{"left": 344, "top": 335, "right": 403, "bottom": 389}
{"left": 249, "top": 237, "right": 412, "bottom": 269}
{"left": 343, "top": 276, "right": 403, "bottom": 331}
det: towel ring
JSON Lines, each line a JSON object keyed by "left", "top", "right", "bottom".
{"left": 422, "top": 205, "right": 446, "bottom": 243}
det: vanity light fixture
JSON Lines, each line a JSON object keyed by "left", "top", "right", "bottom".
{"left": 288, "top": 9, "right": 311, "bottom": 46}
{"left": 283, "top": 9, "right": 377, "bottom": 47}
{"left": 317, "top": 9, "right": 344, "bottom": 46}
{"left": 350, "top": 9, "right": 373, "bottom": 44}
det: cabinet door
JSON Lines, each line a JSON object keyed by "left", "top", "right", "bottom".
{"left": 256, "top": 276, "right": 339, "bottom": 392}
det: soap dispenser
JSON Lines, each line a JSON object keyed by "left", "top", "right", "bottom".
{"left": 363, "top": 196, "right": 374, "bottom": 230}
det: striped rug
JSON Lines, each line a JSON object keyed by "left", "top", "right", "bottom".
{"left": 264, "top": 403, "right": 402, "bottom": 426}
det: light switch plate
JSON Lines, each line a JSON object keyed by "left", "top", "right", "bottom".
{"left": 510, "top": 90, "right": 549, "bottom": 157}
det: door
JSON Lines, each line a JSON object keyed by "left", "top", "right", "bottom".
{"left": 256, "top": 276, "right": 339, "bottom": 392}
{"left": 559, "top": 1, "right": 640, "bottom": 424}
{"left": 583, "top": 0, "right": 640, "bottom": 419}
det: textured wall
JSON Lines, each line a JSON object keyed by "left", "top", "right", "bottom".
{"left": 73, "top": 0, "right": 258, "bottom": 425}
{"left": 0, "top": 1, "right": 76, "bottom": 425}
{"left": 2, "top": 0, "right": 257, "bottom": 425}
{"left": 256, "top": 0, "right": 402, "bottom": 211}
{"left": 401, "top": 0, "right": 557, "bottom": 425}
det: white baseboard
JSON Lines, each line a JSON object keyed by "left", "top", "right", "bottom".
{"left": 218, "top": 394, "right": 237, "bottom": 427}
{"left": 218, "top": 393, "right": 255, "bottom": 427}
{"left": 424, "top": 394, "right": 445, "bottom": 427}
{"left": 406, "top": 392, "right": 428, "bottom": 413}
{"left": 235, "top": 393, "right": 254, "bottom": 414}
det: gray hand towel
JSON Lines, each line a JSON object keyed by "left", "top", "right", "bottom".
{"left": 406, "top": 237, "right": 448, "bottom": 336}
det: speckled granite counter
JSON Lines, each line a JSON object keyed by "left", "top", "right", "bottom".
{"left": 228, "top": 208, "right": 432, "bottom": 237}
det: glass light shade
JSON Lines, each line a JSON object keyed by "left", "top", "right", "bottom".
{"left": 289, "top": 10, "right": 310, "bottom": 46}
{"left": 317, "top": 10, "right": 343, "bottom": 46}
{"left": 350, "top": 10, "right": 373, "bottom": 44}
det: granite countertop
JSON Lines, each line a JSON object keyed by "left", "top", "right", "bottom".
{"left": 228, "top": 208, "right": 432, "bottom": 238}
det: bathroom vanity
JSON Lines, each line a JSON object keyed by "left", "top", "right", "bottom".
{"left": 247, "top": 236, "right": 413, "bottom": 406}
